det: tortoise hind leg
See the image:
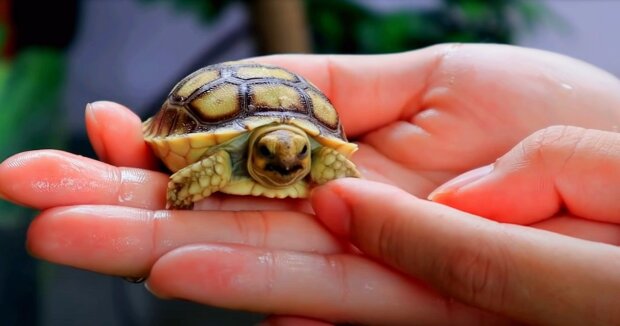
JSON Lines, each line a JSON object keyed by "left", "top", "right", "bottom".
{"left": 310, "top": 147, "right": 360, "bottom": 185}
{"left": 166, "top": 150, "right": 232, "bottom": 209}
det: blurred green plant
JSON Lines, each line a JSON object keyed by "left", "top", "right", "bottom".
{"left": 0, "top": 19, "right": 67, "bottom": 231}
{"left": 308, "top": 0, "right": 550, "bottom": 53}
{"left": 1, "top": 0, "right": 72, "bottom": 230}
{"left": 141, "top": 0, "right": 232, "bottom": 21}
{"left": 0, "top": 49, "right": 66, "bottom": 158}
{"left": 0, "top": 14, "right": 69, "bottom": 326}
{"left": 0, "top": 48, "right": 67, "bottom": 228}
{"left": 140, "top": 0, "right": 549, "bottom": 54}
{"left": 0, "top": 24, "right": 7, "bottom": 83}
{"left": 0, "top": 2, "right": 80, "bottom": 324}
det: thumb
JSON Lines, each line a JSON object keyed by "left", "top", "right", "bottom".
{"left": 428, "top": 126, "right": 620, "bottom": 224}
{"left": 311, "top": 179, "right": 500, "bottom": 294}
{"left": 311, "top": 178, "right": 620, "bottom": 325}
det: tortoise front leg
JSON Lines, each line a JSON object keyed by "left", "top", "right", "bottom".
{"left": 310, "top": 147, "right": 360, "bottom": 185}
{"left": 166, "top": 150, "right": 232, "bottom": 209}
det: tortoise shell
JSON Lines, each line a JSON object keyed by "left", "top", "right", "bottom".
{"left": 143, "top": 61, "right": 357, "bottom": 173}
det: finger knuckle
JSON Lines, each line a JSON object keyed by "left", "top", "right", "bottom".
{"left": 575, "top": 129, "right": 620, "bottom": 164}
{"left": 231, "top": 211, "right": 271, "bottom": 247}
{"left": 376, "top": 212, "right": 410, "bottom": 268}
{"left": 437, "top": 227, "right": 512, "bottom": 309}
{"left": 519, "top": 125, "right": 587, "bottom": 170}
{"left": 323, "top": 255, "right": 351, "bottom": 304}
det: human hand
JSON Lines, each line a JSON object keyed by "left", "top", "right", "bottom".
{"left": 2, "top": 43, "right": 620, "bottom": 325}
{"left": 145, "top": 125, "right": 620, "bottom": 325}
{"left": 302, "top": 126, "right": 620, "bottom": 326}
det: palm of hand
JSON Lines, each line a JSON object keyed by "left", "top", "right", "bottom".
{"left": 2, "top": 44, "right": 620, "bottom": 324}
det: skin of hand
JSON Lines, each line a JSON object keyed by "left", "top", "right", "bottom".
{"left": 1, "top": 43, "right": 620, "bottom": 325}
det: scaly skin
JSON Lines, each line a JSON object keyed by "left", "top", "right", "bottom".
{"left": 310, "top": 147, "right": 360, "bottom": 184}
{"left": 166, "top": 150, "right": 232, "bottom": 209}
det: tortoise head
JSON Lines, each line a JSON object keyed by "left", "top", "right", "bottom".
{"left": 247, "top": 125, "right": 311, "bottom": 188}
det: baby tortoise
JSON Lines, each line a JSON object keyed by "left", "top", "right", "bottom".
{"left": 143, "top": 61, "right": 360, "bottom": 209}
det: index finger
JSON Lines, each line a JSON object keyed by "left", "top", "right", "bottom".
{"left": 85, "top": 101, "right": 159, "bottom": 169}
{"left": 430, "top": 126, "right": 620, "bottom": 224}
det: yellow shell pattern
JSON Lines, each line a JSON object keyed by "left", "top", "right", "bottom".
{"left": 143, "top": 62, "right": 356, "bottom": 172}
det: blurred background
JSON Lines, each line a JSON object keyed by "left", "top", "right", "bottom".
{"left": 0, "top": 0, "right": 618, "bottom": 325}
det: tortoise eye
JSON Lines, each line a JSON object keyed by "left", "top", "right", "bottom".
{"left": 259, "top": 144, "right": 272, "bottom": 157}
{"left": 298, "top": 144, "right": 308, "bottom": 158}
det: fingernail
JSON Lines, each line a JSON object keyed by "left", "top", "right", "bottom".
{"left": 87, "top": 101, "right": 108, "bottom": 110}
{"left": 86, "top": 101, "right": 107, "bottom": 117}
{"left": 144, "top": 281, "right": 171, "bottom": 299}
{"left": 84, "top": 102, "right": 109, "bottom": 162}
{"left": 85, "top": 102, "right": 97, "bottom": 122}
{"left": 428, "top": 164, "right": 494, "bottom": 201}
{"left": 85, "top": 102, "right": 97, "bottom": 116}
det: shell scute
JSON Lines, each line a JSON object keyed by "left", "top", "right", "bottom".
{"left": 189, "top": 83, "right": 240, "bottom": 122}
{"left": 249, "top": 83, "right": 305, "bottom": 113}
{"left": 236, "top": 66, "right": 297, "bottom": 81}
{"left": 168, "top": 137, "right": 191, "bottom": 159}
{"left": 171, "top": 111, "right": 198, "bottom": 135}
{"left": 156, "top": 108, "right": 178, "bottom": 136}
{"left": 165, "top": 151, "right": 189, "bottom": 172}
{"left": 307, "top": 90, "right": 338, "bottom": 129}
{"left": 175, "top": 69, "right": 220, "bottom": 99}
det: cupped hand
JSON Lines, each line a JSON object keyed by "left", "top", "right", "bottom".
{"left": 303, "top": 126, "right": 620, "bottom": 326}
{"left": 1, "top": 43, "right": 620, "bottom": 325}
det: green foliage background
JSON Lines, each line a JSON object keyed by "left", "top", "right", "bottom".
{"left": 142, "top": 0, "right": 547, "bottom": 53}
{"left": 0, "top": 51, "right": 67, "bottom": 229}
